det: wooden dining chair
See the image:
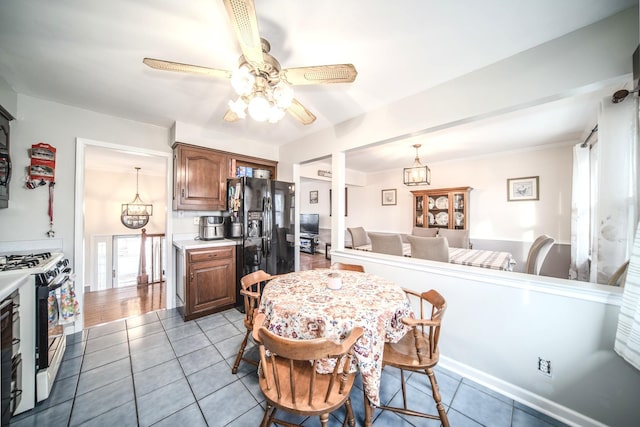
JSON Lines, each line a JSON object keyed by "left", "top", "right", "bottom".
{"left": 330, "top": 262, "right": 365, "bottom": 272}
{"left": 231, "top": 269, "right": 273, "bottom": 374}
{"left": 407, "top": 235, "right": 450, "bottom": 262}
{"left": 378, "top": 288, "right": 450, "bottom": 427}
{"left": 525, "top": 235, "right": 555, "bottom": 275}
{"left": 252, "top": 313, "right": 364, "bottom": 427}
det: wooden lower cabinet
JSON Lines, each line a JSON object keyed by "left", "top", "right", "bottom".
{"left": 184, "top": 246, "right": 236, "bottom": 321}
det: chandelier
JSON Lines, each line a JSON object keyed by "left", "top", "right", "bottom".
{"left": 403, "top": 144, "right": 431, "bottom": 186}
{"left": 227, "top": 39, "right": 294, "bottom": 123}
{"left": 121, "top": 167, "right": 153, "bottom": 229}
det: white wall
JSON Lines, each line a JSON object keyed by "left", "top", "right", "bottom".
{"left": 331, "top": 250, "right": 639, "bottom": 426}
{"left": 0, "top": 94, "right": 172, "bottom": 256}
{"left": 314, "top": 144, "right": 572, "bottom": 242}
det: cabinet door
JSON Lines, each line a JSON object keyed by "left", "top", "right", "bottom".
{"left": 174, "top": 144, "right": 228, "bottom": 210}
{"left": 186, "top": 247, "right": 236, "bottom": 320}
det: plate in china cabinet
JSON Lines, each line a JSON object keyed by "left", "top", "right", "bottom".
{"left": 435, "top": 212, "right": 448, "bottom": 225}
{"left": 435, "top": 196, "right": 448, "bottom": 209}
{"left": 428, "top": 197, "right": 435, "bottom": 209}
{"left": 428, "top": 212, "right": 435, "bottom": 225}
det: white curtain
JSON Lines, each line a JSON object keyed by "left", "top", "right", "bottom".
{"left": 615, "top": 221, "right": 640, "bottom": 370}
{"left": 569, "top": 143, "right": 591, "bottom": 281}
{"left": 591, "top": 97, "right": 638, "bottom": 284}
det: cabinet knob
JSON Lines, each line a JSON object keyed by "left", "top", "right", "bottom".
{"left": 190, "top": 272, "right": 194, "bottom": 281}
{"left": 181, "top": 189, "right": 185, "bottom": 197}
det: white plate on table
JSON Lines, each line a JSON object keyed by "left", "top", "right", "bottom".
{"left": 435, "top": 212, "right": 448, "bottom": 225}
{"left": 435, "top": 196, "right": 448, "bottom": 210}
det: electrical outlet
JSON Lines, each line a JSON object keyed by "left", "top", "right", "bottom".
{"left": 193, "top": 217, "right": 200, "bottom": 225}
{"left": 537, "top": 357, "right": 552, "bottom": 376}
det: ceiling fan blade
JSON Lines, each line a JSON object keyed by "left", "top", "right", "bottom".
{"left": 223, "top": 0, "right": 265, "bottom": 69}
{"left": 280, "top": 64, "right": 358, "bottom": 85}
{"left": 286, "top": 99, "right": 316, "bottom": 125}
{"left": 223, "top": 109, "right": 240, "bottom": 122}
{"left": 143, "top": 58, "right": 232, "bottom": 79}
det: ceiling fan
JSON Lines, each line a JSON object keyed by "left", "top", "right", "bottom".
{"left": 143, "top": 0, "right": 357, "bottom": 125}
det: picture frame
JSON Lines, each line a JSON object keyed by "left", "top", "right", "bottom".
{"left": 329, "top": 188, "right": 348, "bottom": 216}
{"left": 381, "top": 189, "right": 397, "bottom": 206}
{"left": 507, "top": 176, "right": 539, "bottom": 201}
{"left": 309, "top": 190, "right": 318, "bottom": 204}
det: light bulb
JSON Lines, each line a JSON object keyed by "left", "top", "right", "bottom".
{"left": 230, "top": 65, "right": 255, "bottom": 96}
{"left": 248, "top": 94, "right": 270, "bottom": 122}
{"left": 228, "top": 98, "right": 247, "bottom": 118}
{"left": 268, "top": 106, "right": 286, "bottom": 123}
{"left": 272, "top": 82, "right": 293, "bottom": 108}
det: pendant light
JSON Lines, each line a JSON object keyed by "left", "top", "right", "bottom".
{"left": 403, "top": 144, "right": 431, "bottom": 186}
{"left": 121, "top": 167, "right": 153, "bottom": 229}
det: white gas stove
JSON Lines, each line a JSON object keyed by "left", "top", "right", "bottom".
{"left": 0, "top": 239, "right": 71, "bottom": 416}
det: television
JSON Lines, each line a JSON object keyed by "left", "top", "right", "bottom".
{"left": 300, "top": 213, "right": 319, "bottom": 235}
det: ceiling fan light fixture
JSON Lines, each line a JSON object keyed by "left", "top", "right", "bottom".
{"left": 230, "top": 65, "right": 255, "bottom": 96}
{"left": 248, "top": 92, "right": 271, "bottom": 122}
{"left": 403, "top": 144, "right": 431, "bottom": 186}
{"left": 273, "top": 81, "right": 293, "bottom": 108}
{"left": 268, "top": 105, "right": 286, "bottom": 123}
{"left": 228, "top": 97, "right": 247, "bottom": 118}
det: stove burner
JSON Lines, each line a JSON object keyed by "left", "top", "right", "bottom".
{"left": 0, "top": 252, "right": 53, "bottom": 271}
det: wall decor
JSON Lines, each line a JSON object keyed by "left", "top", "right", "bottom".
{"left": 309, "top": 190, "right": 318, "bottom": 204}
{"left": 381, "top": 189, "right": 397, "bottom": 206}
{"left": 507, "top": 176, "right": 539, "bottom": 201}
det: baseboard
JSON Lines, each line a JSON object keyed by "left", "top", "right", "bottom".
{"left": 439, "top": 356, "right": 606, "bottom": 427}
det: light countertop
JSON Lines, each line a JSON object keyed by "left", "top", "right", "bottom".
{"left": 0, "top": 272, "right": 31, "bottom": 300}
{"left": 172, "top": 238, "right": 241, "bottom": 252}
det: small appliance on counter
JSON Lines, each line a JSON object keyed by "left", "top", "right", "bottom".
{"left": 198, "top": 215, "right": 225, "bottom": 240}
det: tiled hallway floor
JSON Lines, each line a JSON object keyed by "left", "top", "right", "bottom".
{"left": 11, "top": 308, "right": 568, "bottom": 426}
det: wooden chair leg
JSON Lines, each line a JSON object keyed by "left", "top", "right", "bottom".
{"left": 343, "top": 398, "right": 355, "bottom": 427}
{"left": 319, "top": 413, "right": 329, "bottom": 427}
{"left": 231, "top": 328, "right": 250, "bottom": 374}
{"left": 426, "top": 368, "right": 450, "bottom": 427}
{"left": 363, "top": 388, "right": 374, "bottom": 427}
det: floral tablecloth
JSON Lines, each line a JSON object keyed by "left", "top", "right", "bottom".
{"left": 258, "top": 269, "right": 413, "bottom": 406}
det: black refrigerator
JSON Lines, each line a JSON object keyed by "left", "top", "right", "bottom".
{"left": 227, "top": 177, "right": 295, "bottom": 286}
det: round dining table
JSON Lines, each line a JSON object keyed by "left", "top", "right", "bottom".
{"left": 258, "top": 268, "right": 414, "bottom": 411}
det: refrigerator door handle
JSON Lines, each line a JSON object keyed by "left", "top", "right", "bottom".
{"left": 262, "top": 196, "right": 272, "bottom": 258}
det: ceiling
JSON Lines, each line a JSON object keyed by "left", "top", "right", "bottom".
{"left": 0, "top": 1, "right": 636, "bottom": 173}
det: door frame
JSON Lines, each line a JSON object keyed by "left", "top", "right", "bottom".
{"left": 73, "top": 137, "right": 173, "bottom": 332}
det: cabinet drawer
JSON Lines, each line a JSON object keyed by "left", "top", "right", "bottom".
{"left": 188, "top": 246, "right": 234, "bottom": 263}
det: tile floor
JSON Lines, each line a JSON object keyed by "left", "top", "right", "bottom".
{"left": 11, "top": 308, "right": 568, "bottom": 426}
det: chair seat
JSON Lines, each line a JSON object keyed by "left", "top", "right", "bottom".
{"left": 259, "top": 358, "right": 356, "bottom": 416}
{"left": 384, "top": 330, "right": 439, "bottom": 370}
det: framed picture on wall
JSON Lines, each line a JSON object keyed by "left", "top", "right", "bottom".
{"left": 507, "top": 176, "right": 539, "bottom": 201}
{"left": 381, "top": 189, "right": 397, "bottom": 206}
{"left": 309, "top": 190, "right": 318, "bottom": 204}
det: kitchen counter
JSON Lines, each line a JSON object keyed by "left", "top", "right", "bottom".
{"left": 172, "top": 238, "right": 241, "bottom": 252}
{"left": 0, "top": 271, "right": 31, "bottom": 300}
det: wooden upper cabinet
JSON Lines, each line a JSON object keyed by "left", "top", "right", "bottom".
{"left": 411, "top": 186, "right": 472, "bottom": 230}
{"left": 173, "top": 143, "right": 228, "bottom": 211}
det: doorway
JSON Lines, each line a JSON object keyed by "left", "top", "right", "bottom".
{"left": 74, "top": 139, "right": 172, "bottom": 330}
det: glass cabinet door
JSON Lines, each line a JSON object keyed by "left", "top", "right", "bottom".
{"left": 452, "top": 192, "right": 465, "bottom": 229}
{"left": 415, "top": 195, "right": 424, "bottom": 227}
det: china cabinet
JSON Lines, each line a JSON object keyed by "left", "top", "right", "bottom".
{"left": 411, "top": 187, "right": 472, "bottom": 230}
